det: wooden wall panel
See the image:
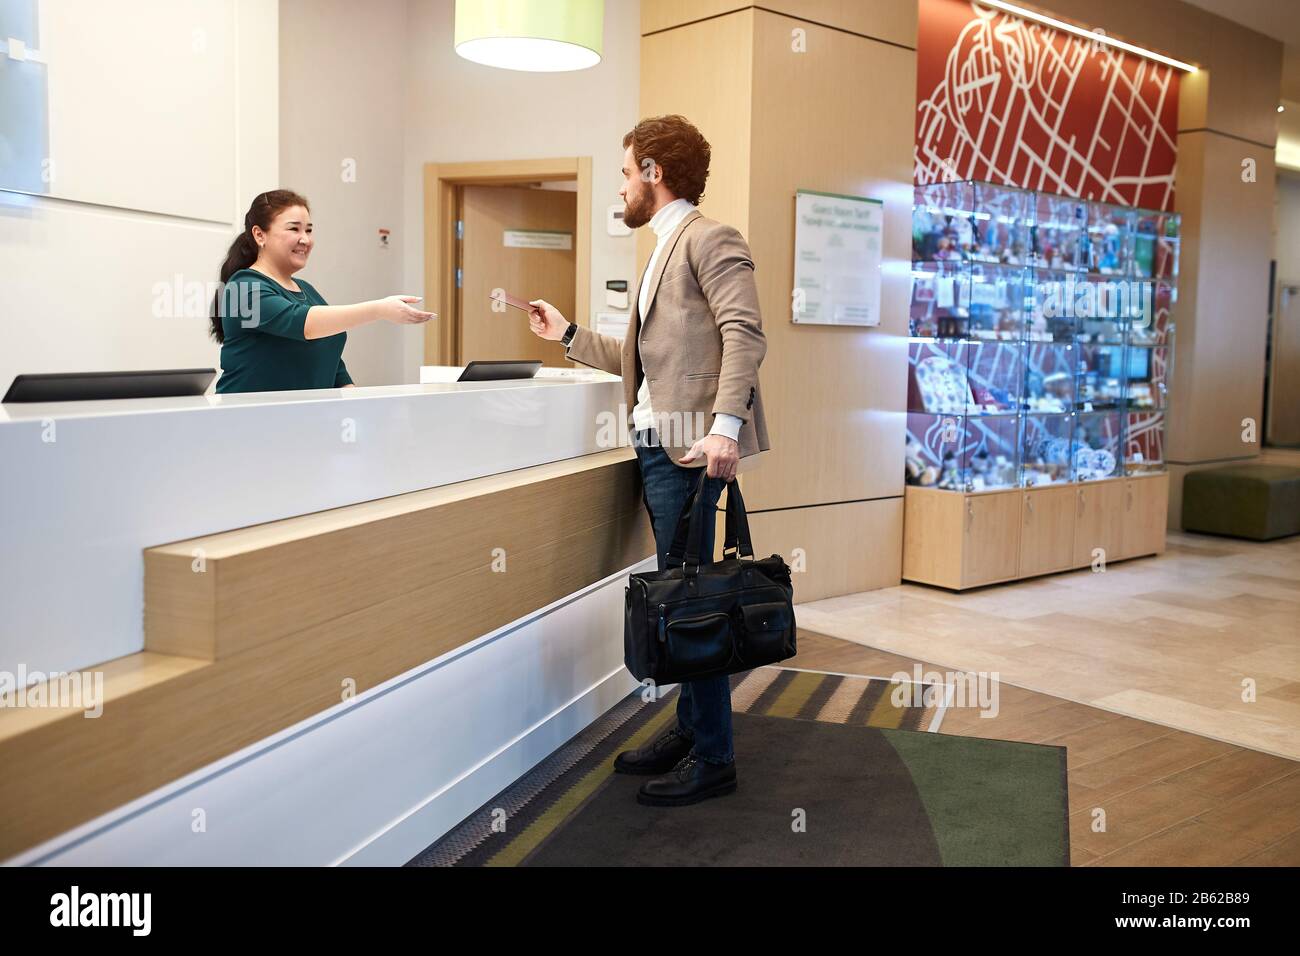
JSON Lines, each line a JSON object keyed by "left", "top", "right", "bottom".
{"left": 638, "top": 7, "right": 754, "bottom": 271}
{"left": 639, "top": 2, "right": 914, "bottom": 597}
{"left": 146, "top": 452, "right": 648, "bottom": 660}
{"left": 746, "top": 498, "right": 904, "bottom": 602}
{"left": 742, "top": 9, "right": 914, "bottom": 510}
{"left": 1168, "top": 132, "right": 1275, "bottom": 464}
{"left": 642, "top": 0, "right": 918, "bottom": 49}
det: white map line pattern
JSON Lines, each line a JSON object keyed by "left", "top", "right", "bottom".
{"left": 916, "top": 3, "right": 1178, "bottom": 211}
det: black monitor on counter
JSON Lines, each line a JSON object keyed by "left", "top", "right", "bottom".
{"left": 457, "top": 360, "right": 542, "bottom": 383}
{"left": 2, "top": 369, "right": 217, "bottom": 403}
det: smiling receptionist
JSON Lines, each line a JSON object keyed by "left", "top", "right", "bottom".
{"left": 210, "top": 189, "right": 434, "bottom": 393}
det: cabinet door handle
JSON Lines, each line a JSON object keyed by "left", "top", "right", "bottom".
{"left": 966, "top": 499, "right": 974, "bottom": 531}
{"left": 1026, "top": 494, "right": 1034, "bottom": 519}
{"left": 1127, "top": 487, "right": 1134, "bottom": 510}
{"left": 1078, "top": 491, "right": 1085, "bottom": 516}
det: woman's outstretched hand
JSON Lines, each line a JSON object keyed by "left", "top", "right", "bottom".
{"left": 380, "top": 295, "right": 436, "bottom": 325}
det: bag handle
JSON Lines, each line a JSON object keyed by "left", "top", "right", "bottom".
{"left": 665, "top": 470, "right": 756, "bottom": 573}
{"left": 665, "top": 470, "right": 713, "bottom": 574}
{"left": 722, "top": 479, "right": 755, "bottom": 560}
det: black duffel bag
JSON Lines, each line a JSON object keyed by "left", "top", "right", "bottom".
{"left": 624, "top": 469, "right": 796, "bottom": 685}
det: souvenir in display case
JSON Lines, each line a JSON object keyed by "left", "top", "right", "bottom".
{"left": 1126, "top": 280, "right": 1175, "bottom": 346}
{"left": 1026, "top": 268, "right": 1079, "bottom": 343}
{"left": 903, "top": 180, "right": 1179, "bottom": 589}
{"left": 1031, "top": 192, "right": 1087, "bottom": 271}
{"left": 1124, "top": 411, "right": 1167, "bottom": 475}
{"left": 970, "top": 182, "right": 1033, "bottom": 264}
{"left": 1074, "top": 290, "right": 1128, "bottom": 411}
{"left": 908, "top": 260, "right": 1032, "bottom": 340}
{"left": 1133, "top": 207, "right": 1181, "bottom": 280}
{"left": 911, "top": 180, "right": 976, "bottom": 262}
{"left": 1073, "top": 411, "right": 1123, "bottom": 481}
{"left": 1085, "top": 201, "right": 1134, "bottom": 275}
{"left": 1023, "top": 336, "right": 1075, "bottom": 413}
{"left": 1020, "top": 412, "right": 1074, "bottom": 485}
{"left": 1122, "top": 340, "right": 1172, "bottom": 474}
{"left": 906, "top": 180, "right": 1178, "bottom": 490}
{"left": 905, "top": 336, "right": 1023, "bottom": 492}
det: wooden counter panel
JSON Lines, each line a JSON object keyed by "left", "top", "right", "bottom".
{"left": 0, "top": 450, "right": 653, "bottom": 860}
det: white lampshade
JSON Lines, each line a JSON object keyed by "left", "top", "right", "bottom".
{"left": 454, "top": 0, "right": 604, "bottom": 73}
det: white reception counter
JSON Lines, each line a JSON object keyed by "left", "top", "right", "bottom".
{"left": 1, "top": 367, "right": 659, "bottom": 866}
{"left": 0, "top": 368, "right": 624, "bottom": 677}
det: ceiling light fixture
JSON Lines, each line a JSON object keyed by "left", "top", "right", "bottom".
{"left": 975, "top": 0, "right": 1198, "bottom": 72}
{"left": 455, "top": 0, "right": 603, "bottom": 73}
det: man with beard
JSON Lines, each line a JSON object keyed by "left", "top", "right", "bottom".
{"left": 527, "top": 114, "right": 770, "bottom": 806}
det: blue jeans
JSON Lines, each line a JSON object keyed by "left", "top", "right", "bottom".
{"left": 631, "top": 428, "right": 735, "bottom": 765}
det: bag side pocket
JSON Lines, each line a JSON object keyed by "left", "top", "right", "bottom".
{"left": 737, "top": 601, "right": 795, "bottom": 666}
{"left": 663, "top": 610, "right": 735, "bottom": 678}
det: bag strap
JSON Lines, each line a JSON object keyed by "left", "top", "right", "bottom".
{"left": 722, "top": 479, "right": 755, "bottom": 560}
{"left": 665, "top": 470, "right": 755, "bottom": 572}
{"left": 665, "top": 470, "right": 720, "bottom": 574}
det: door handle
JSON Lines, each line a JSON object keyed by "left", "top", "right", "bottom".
{"left": 1078, "top": 490, "right": 1085, "bottom": 516}
{"left": 966, "top": 499, "right": 974, "bottom": 531}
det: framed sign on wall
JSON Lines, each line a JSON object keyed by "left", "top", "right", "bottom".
{"left": 792, "top": 190, "right": 883, "bottom": 326}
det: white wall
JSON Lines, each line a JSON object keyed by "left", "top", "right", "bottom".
{"left": 398, "top": 0, "right": 641, "bottom": 379}
{"left": 0, "top": 0, "right": 279, "bottom": 394}
{"left": 1, "top": 0, "right": 641, "bottom": 391}
{"left": 278, "top": 0, "right": 410, "bottom": 387}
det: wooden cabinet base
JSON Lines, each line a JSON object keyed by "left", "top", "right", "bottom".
{"left": 902, "top": 473, "right": 1169, "bottom": 590}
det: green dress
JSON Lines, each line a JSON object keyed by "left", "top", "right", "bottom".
{"left": 215, "top": 269, "right": 352, "bottom": 393}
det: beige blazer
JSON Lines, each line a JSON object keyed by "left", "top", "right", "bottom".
{"left": 566, "top": 209, "right": 771, "bottom": 466}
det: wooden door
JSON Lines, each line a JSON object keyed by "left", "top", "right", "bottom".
{"left": 459, "top": 185, "right": 576, "bottom": 366}
{"left": 1018, "top": 485, "right": 1076, "bottom": 578}
{"left": 961, "top": 491, "right": 1021, "bottom": 587}
{"left": 1072, "top": 479, "right": 1126, "bottom": 569}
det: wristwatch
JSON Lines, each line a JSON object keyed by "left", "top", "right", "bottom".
{"left": 560, "top": 322, "right": 578, "bottom": 347}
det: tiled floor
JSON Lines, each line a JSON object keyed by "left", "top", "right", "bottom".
{"left": 789, "top": 628, "right": 1300, "bottom": 866}
{"left": 794, "top": 532, "right": 1300, "bottom": 760}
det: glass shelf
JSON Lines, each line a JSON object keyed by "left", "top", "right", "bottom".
{"left": 1124, "top": 411, "right": 1167, "bottom": 474}
{"left": 1074, "top": 411, "right": 1123, "bottom": 481}
{"left": 1123, "top": 344, "right": 1171, "bottom": 412}
{"left": 1031, "top": 192, "right": 1088, "bottom": 272}
{"left": 1021, "top": 412, "right": 1075, "bottom": 486}
{"left": 905, "top": 179, "right": 1179, "bottom": 490}
{"left": 906, "top": 412, "right": 1021, "bottom": 492}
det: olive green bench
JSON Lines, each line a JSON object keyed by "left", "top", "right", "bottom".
{"left": 1182, "top": 464, "right": 1300, "bottom": 541}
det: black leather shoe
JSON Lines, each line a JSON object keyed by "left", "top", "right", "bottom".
{"left": 613, "top": 726, "right": 695, "bottom": 775}
{"left": 636, "top": 754, "right": 737, "bottom": 806}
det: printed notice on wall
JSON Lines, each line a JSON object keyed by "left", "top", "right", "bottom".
{"left": 792, "top": 190, "right": 883, "bottom": 326}
{"left": 504, "top": 230, "right": 573, "bottom": 250}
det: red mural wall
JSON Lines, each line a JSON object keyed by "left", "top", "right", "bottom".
{"left": 915, "top": 0, "right": 1180, "bottom": 211}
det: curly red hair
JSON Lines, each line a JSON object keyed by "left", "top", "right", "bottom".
{"left": 623, "top": 115, "right": 711, "bottom": 205}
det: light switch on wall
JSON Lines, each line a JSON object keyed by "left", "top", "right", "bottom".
{"left": 606, "top": 203, "right": 631, "bottom": 237}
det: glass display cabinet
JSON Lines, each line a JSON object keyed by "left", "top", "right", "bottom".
{"left": 903, "top": 180, "right": 1178, "bottom": 589}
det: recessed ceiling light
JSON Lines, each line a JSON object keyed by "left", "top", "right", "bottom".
{"left": 975, "top": 0, "right": 1198, "bottom": 72}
